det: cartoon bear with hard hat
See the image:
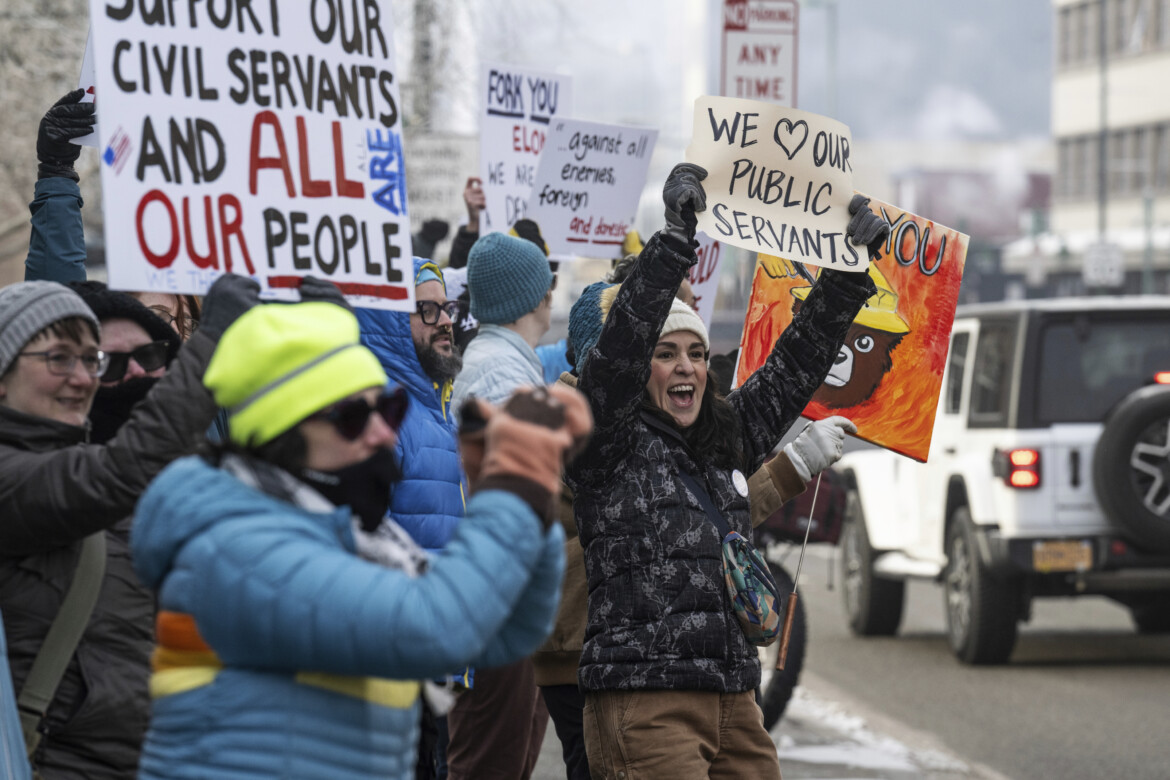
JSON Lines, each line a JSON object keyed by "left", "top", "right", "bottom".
{"left": 790, "top": 261, "right": 909, "bottom": 409}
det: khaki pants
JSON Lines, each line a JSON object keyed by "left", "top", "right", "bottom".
{"left": 583, "top": 689, "right": 781, "bottom": 780}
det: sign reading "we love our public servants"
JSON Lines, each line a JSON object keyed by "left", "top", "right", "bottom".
{"left": 89, "top": 0, "right": 415, "bottom": 311}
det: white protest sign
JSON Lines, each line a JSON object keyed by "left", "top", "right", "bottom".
{"left": 720, "top": 0, "right": 798, "bottom": 105}
{"left": 479, "top": 63, "right": 572, "bottom": 234}
{"left": 687, "top": 232, "right": 722, "bottom": 328}
{"left": 525, "top": 118, "right": 657, "bottom": 260}
{"left": 88, "top": 0, "right": 414, "bottom": 310}
{"left": 403, "top": 132, "right": 478, "bottom": 255}
{"left": 686, "top": 96, "right": 867, "bottom": 271}
{"left": 74, "top": 32, "right": 100, "bottom": 148}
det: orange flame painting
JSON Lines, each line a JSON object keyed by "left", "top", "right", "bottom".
{"left": 735, "top": 196, "right": 968, "bottom": 462}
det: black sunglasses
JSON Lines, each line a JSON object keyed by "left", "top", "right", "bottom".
{"left": 415, "top": 300, "right": 463, "bottom": 325}
{"left": 101, "top": 340, "right": 170, "bottom": 382}
{"left": 313, "top": 387, "right": 409, "bottom": 440}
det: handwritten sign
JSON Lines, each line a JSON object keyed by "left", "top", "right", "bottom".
{"left": 88, "top": 0, "right": 414, "bottom": 310}
{"left": 686, "top": 96, "right": 863, "bottom": 272}
{"left": 525, "top": 118, "right": 657, "bottom": 260}
{"left": 721, "top": 0, "right": 798, "bottom": 105}
{"left": 735, "top": 196, "right": 968, "bottom": 462}
{"left": 479, "top": 63, "right": 572, "bottom": 234}
{"left": 687, "top": 232, "right": 723, "bottom": 328}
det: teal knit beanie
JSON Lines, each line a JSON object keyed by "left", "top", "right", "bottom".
{"left": 568, "top": 281, "right": 620, "bottom": 375}
{"left": 467, "top": 232, "right": 553, "bottom": 324}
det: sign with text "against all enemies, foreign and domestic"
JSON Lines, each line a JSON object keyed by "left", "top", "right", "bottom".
{"left": 89, "top": 0, "right": 415, "bottom": 310}
{"left": 686, "top": 96, "right": 867, "bottom": 272}
{"left": 525, "top": 118, "right": 657, "bottom": 260}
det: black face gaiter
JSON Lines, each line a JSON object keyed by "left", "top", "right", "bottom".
{"left": 300, "top": 448, "right": 403, "bottom": 532}
{"left": 88, "top": 377, "right": 159, "bottom": 444}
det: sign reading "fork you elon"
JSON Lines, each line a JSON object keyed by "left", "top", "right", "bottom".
{"left": 686, "top": 96, "right": 866, "bottom": 272}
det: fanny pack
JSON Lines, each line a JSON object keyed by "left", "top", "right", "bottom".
{"left": 677, "top": 469, "right": 783, "bottom": 647}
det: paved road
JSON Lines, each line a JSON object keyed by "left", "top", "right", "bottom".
{"left": 792, "top": 545, "right": 1170, "bottom": 780}
{"left": 531, "top": 545, "right": 1169, "bottom": 779}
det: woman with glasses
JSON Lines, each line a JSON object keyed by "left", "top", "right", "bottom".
{"left": 130, "top": 298, "right": 590, "bottom": 780}
{"left": 0, "top": 277, "right": 258, "bottom": 779}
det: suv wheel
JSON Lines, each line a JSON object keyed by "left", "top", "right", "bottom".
{"left": 840, "top": 488, "right": 904, "bottom": 636}
{"left": 759, "top": 560, "right": 805, "bottom": 730}
{"left": 1093, "top": 386, "right": 1170, "bottom": 553}
{"left": 944, "top": 508, "right": 1020, "bottom": 664}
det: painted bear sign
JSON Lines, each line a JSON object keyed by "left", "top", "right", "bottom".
{"left": 735, "top": 196, "right": 968, "bottom": 462}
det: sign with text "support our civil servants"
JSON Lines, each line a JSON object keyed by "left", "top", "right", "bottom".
{"left": 686, "top": 96, "right": 867, "bottom": 272}
{"left": 479, "top": 62, "right": 572, "bottom": 235}
{"left": 89, "top": 0, "right": 415, "bottom": 310}
{"left": 525, "top": 118, "right": 657, "bottom": 260}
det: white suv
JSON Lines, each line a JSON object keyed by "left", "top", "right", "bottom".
{"left": 837, "top": 296, "right": 1170, "bottom": 664}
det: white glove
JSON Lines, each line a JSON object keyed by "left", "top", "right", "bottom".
{"left": 783, "top": 416, "right": 857, "bottom": 482}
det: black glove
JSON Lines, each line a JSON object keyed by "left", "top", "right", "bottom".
{"left": 419, "top": 219, "right": 450, "bottom": 244}
{"left": 298, "top": 275, "right": 352, "bottom": 312}
{"left": 37, "top": 89, "right": 95, "bottom": 182}
{"left": 846, "top": 195, "right": 890, "bottom": 261}
{"left": 199, "top": 274, "right": 261, "bottom": 338}
{"left": 662, "top": 163, "right": 707, "bottom": 249}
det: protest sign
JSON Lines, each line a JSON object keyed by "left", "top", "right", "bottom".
{"left": 403, "top": 132, "right": 478, "bottom": 256}
{"left": 735, "top": 196, "right": 969, "bottom": 462}
{"left": 686, "top": 96, "right": 863, "bottom": 272}
{"left": 720, "top": 0, "right": 798, "bottom": 105}
{"left": 479, "top": 63, "right": 572, "bottom": 234}
{"left": 88, "top": 0, "right": 414, "bottom": 310}
{"left": 687, "top": 232, "right": 723, "bottom": 328}
{"left": 525, "top": 118, "right": 657, "bottom": 260}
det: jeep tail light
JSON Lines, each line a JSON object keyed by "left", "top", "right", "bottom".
{"left": 992, "top": 448, "right": 1041, "bottom": 489}
{"left": 1155, "top": 371, "right": 1170, "bottom": 385}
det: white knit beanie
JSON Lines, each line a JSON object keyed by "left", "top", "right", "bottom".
{"left": 660, "top": 298, "right": 709, "bottom": 352}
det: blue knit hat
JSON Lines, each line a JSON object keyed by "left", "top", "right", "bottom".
{"left": 467, "top": 232, "right": 553, "bottom": 325}
{"left": 568, "top": 281, "right": 621, "bottom": 375}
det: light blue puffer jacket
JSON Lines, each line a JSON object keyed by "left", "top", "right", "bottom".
{"left": 356, "top": 259, "right": 466, "bottom": 552}
{"left": 1, "top": 614, "right": 31, "bottom": 780}
{"left": 131, "top": 456, "right": 564, "bottom": 780}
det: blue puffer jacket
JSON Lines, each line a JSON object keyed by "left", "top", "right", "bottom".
{"left": 131, "top": 456, "right": 564, "bottom": 780}
{"left": 356, "top": 261, "right": 465, "bottom": 552}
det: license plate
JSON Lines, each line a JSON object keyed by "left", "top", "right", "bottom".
{"left": 1032, "top": 540, "right": 1092, "bottom": 573}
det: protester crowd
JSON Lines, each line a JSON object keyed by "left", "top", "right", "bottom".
{"left": 1, "top": 90, "right": 889, "bottom": 780}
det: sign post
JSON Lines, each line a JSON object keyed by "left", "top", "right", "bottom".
{"left": 721, "top": 0, "right": 798, "bottom": 105}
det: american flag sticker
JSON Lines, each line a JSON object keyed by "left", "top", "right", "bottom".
{"left": 103, "top": 128, "right": 132, "bottom": 175}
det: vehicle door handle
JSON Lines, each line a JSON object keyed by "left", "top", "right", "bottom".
{"left": 1070, "top": 449, "right": 1080, "bottom": 487}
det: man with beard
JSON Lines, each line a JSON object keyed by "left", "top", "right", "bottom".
{"left": 356, "top": 259, "right": 469, "bottom": 779}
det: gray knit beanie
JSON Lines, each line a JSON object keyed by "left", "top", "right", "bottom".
{"left": 467, "top": 232, "right": 554, "bottom": 325}
{"left": 0, "top": 282, "right": 100, "bottom": 376}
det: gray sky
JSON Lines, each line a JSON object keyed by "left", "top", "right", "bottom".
{"left": 405, "top": 0, "right": 1053, "bottom": 145}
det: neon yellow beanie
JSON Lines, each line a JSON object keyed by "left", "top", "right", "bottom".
{"left": 204, "top": 302, "right": 388, "bottom": 446}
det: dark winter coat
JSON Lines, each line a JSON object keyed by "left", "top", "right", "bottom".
{"left": 0, "top": 331, "right": 217, "bottom": 779}
{"left": 566, "top": 232, "right": 873, "bottom": 695}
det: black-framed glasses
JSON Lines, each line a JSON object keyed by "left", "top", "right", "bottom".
{"left": 312, "top": 387, "right": 409, "bottom": 441}
{"left": 148, "top": 306, "right": 198, "bottom": 338}
{"left": 415, "top": 300, "right": 463, "bottom": 325}
{"left": 19, "top": 350, "right": 109, "bottom": 378}
{"left": 549, "top": 274, "right": 558, "bottom": 292}
{"left": 101, "top": 341, "right": 170, "bottom": 383}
